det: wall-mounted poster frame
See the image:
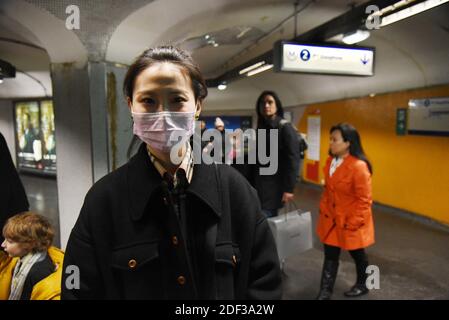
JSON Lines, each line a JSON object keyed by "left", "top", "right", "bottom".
{"left": 13, "top": 98, "right": 56, "bottom": 176}
{"left": 408, "top": 97, "right": 449, "bottom": 137}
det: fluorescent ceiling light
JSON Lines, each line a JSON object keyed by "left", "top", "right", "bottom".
{"left": 342, "top": 30, "right": 370, "bottom": 44}
{"left": 239, "top": 61, "right": 266, "bottom": 75}
{"left": 247, "top": 64, "right": 273, "bottom": 77}
{"left": 380, "top": 0, "right": 449, "bottom": 27}
{"left": 217, "top": 83, "right": 227, "bottom": 90}
{"left": 0, "top": 79, "right": 3, "bottom": 84}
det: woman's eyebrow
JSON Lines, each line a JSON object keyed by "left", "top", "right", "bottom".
{"left": 166, "top": 89, "right": 189, "bottom": 95}
{"left": 135, "top": 89, "right": 155, "bottom": 97}
{"left": 135, "top": 88, "right": 189, "bottom": 97}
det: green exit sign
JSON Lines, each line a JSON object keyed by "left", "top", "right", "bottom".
{"left": 396, "top": 108, "right": 407, "bottom": 135}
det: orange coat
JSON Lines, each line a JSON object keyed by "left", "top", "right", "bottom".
{"left": 317, "top": 155, "right": 375, "bottom": 250}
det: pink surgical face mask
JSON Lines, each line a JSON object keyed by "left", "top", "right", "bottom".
{"left": 132, "top": 111, "right": 195, "bottom": 153}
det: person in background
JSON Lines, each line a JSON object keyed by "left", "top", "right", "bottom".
{"left": 18, "top": 112, "right": 39, "bottom": 154}
{"left": 214, "top": 117, "right": 227, "bottom": 162}
{"left": 254, "top": 91, "right": 300, "bottom": 218}
{"left": 0, "top": 132, "right": 29, "bottom": 244}
{"left": 190, "top": 119, "right": 208, "bottom": 153}
{"left": 316, "top": 123, "right": 375, "bottom": 300}
{"left": 214, "top": 117, "right": 224, "bottom": 132}
{"left": 200, "top": 120, "right": 207, "bottom": 136}
{"left": 0, "top": 212, "right": 64, "bottom": 300}
{"left": 62, "top": 46, "right": 281, "bottom": 300}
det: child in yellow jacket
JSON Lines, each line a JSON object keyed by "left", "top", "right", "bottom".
{"left": 0, "top": 212, "right": 64, "bottom": 300}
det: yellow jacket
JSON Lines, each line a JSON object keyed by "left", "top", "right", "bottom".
{"left": 0, "top": 247, "right": 64, "bottom": 300}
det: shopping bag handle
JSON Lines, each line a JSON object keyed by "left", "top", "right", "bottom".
{"left": 284, "top": 200, "right": 298, "bottom": 213}
{"left": 279, "top": 201, "right": 299, "bottom": 221}
{"left": 281, "top": 201, "right": 308, "bottom": 218}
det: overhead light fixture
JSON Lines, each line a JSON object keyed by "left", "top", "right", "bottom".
{"left": 205, "top": 34, "right": 210, "bottom": 40}
{"left": 342, "top": 30, "right": 370, "bottom": 44}
{"left": 236, "top": 27, "right": 252, "bottom": 39}
{"left": 0, "top": 60, "right": 16, "bottom": 79}
{"left": 217, "top": 82, "right": 227, "bottom": 90}
{"left": 247, "top": 64, "right": 273, "bottom": 77}
{"left": 378, "top": 0, "right": 449, "bottom": 27}
{"left": 207, "top": 38, "right": 219, "bottom": 47}
{"left": 239, "top": 61, "right": 266, "bottom": 75}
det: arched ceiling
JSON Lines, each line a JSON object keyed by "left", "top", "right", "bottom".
{"left": 106, "top": 0, "right": 354, "bottom": 76}
{"left": 0, "top": 5, "right": 53, "bottom": 98}
{"left": 1, "top": 0, "right": 448, "bottom": 107}
{"left": 205, "top": 4, "right": 449, "bottom": 110}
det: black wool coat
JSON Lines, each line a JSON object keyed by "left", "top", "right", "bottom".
{"left": 254, "top": 117, "right": 301, "bottom": 210}
{"left": 0, "top": 132, "right": 29, "bottom": 243}
{"left": 62, "top": 143, "right": 281, "bottom": 300}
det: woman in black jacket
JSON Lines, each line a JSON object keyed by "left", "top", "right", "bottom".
{"left": 254, "top": 91, "right": 301, "bottom": 218}
{"left": 0, "top": 132, "right": 29, "bottom": 244}
{"left": 62, "top": 46, "right": 281, "bottom": 300}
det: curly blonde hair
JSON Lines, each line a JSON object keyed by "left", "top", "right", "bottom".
{"left": 2, "top": 212, "right": 54, "bottom": 253}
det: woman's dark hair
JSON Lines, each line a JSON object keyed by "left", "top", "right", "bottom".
{"left": 255, "top": 90, "right": 284, "bottom": 128}
{"left": 125, "top": 46, "right": 208, "bottom": 158}
{"left": 123, "top": 45, "right": 208, "bottom": 102}
{"left": 330, "top": 123, "right": 373, "bottom": 174}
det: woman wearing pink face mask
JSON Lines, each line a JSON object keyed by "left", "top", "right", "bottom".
{"left": 62, "top": 46, "right": 281, "bottom": 300}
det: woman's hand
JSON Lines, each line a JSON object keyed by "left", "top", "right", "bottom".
{"left": 282, "top": 192, "right": 294, "bottom": 204}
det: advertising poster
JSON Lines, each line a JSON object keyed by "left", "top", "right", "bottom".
{"left": 40, "top": 100, "right": 57, "bottom": 172}
{"left": 14, "top": 100, "right": 56, "bottom": 175}
{"left": 15, "top": 101, "right": 41, "bottom": 171}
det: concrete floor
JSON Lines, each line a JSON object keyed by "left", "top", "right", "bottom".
{"left": 283, "top": 183, "right": 449, "bottom": 300}
{"left": 19, "top": 175, "right": 449, "bottom": 300}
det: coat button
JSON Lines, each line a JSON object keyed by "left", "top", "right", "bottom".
{"left": 177, "top": 276, "right": 186, "bottom": 286}
{"left": 232, "top": 255, "right": 237, "bottom": 267}
{"left": 128, "top": 259, "right": 137, "bottom": 269}
{"left": 172, "top": 236, "right": 178, "bottom": 246}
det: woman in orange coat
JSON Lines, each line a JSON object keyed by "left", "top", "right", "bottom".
{"left": 316, "top": 123, "right": 374, "bottom": 300}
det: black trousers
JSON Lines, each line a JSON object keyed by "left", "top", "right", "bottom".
{"left": 324, "top": 244, "right": 369, "bottom": 285}
{"left": 324, "top": 244, "right": 367, "bottom": 263}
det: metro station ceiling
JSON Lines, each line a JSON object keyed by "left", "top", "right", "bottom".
{"left": 1, "top": 0, "right": 448, "bottom": 110}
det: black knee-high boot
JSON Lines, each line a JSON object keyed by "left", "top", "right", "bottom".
{"left": 316, "top": 260, "right": 339, "bottom": 300}
{"left": 344, "top": 259, "right": 369, "bottom": 297}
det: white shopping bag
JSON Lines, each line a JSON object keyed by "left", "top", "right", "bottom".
{"left": 267, "top": 202, "right": 313, "bottom": 267}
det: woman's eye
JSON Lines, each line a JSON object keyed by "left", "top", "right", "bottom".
{"left": 173, "top": 97, "right": 187, "bottom": 104}
{"left": 142, "top": 98, "right": 155, "bottom": 105}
